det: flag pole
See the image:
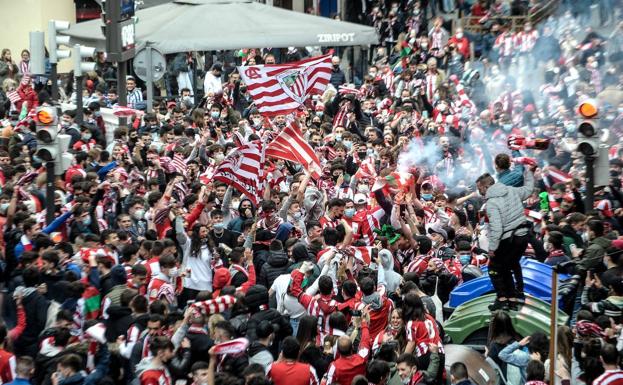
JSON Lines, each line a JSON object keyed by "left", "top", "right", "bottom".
{"left": 549, "top": 266, "right": 559, "bottom": 383}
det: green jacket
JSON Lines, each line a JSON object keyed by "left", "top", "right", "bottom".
{"left": 577, "top": 236, "right": 611, "bottom": 274}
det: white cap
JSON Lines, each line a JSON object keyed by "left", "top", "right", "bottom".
{"left": 354, "top": 194, "right": 367, "bottom": 205}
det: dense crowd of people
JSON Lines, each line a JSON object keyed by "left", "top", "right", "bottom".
{"left": 0, "top": 1, "right": 622, "bottom": 385}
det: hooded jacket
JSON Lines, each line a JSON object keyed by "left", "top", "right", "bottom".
{"left": 577, "top": 236, "right": 611, "bottom": 275}
{"left": 485, "top": 170, "right": 534, "bottom": 251}
{"left": 248, "top": 341, "right": 274, "bottom": 368}
{"left": 259, "top": 249, "right": 291, "bottom": 289}
{"left": 244, "top": 285, "right": 293, "bottom": 352}
{"left": 379, "top": 249, "right": 402, "bottom": 293}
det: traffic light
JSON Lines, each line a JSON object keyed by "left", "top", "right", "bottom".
{"left": 34, "top": 107, "right": 73, "bottom": 175}
{"left": 73, "top": 44, "right": 96, "bottom": 77}
{"left": 577, "top": 99, "right": 599, "bottom": 157}
{"left": 48, "top": 20, "right": 71, "bottom": 64}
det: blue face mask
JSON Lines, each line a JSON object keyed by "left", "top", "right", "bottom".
{"left": 421, "top": 193, "right": 433, "bottom": 201}
{"left": 502, "top": 123, "right": 513, "bottom": 131}
{"left": 344, "top": 208, "right": 356, "bottom": 218}
{"left": 531, "top": 118, "right": 539, "bottom": 126}
{"left": 82, "top": 216, "right": 92, "bottom": 226}
{"left": 213, "top": 222, "right": 225, "bottom": 231}
{"left": 343, "top": 140, "right": 353, "bottom": 150}
{"left": 459, "top": 254, "right": 471, "bottom": 266}
{"left": 211, "top": 111, "right": 220, "bottom": 119}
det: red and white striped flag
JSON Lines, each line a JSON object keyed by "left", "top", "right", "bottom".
{"left": 7, "top": 90, "right": 21, "bottom": 104}
{"left": 212, "top": 337, "right": 249, "bottom": 356}
{"left": 213, "top": 141, "right": 265, "bottom": 205}
{"left": 172, "top": 153, "right": 187, "bottom": 177}
{"left": 239, "top": 54, "right": 332, "bottom": 116}
{"left": 546, "top": 167, "right": 572, "bottom": 185}
{"left": 266, "top": 121, "right": 322, "bottom": 179}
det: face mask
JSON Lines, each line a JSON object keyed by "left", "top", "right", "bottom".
{"left": 0, "top": 203, "right": 8, "bottom": 213}
{"left": 343, "top": 140, "right": 353, "bottom": 150}
{"left": 292, "top": 211, "right": 302, "bottom": 220}
{"left": 315, "top": 111, "right": 324, "bottom": 118}
{"left": 421, "top": 43, "right": 428, "bottom": 49}
{"left": 565, "top": 123, "right": 576, "bottom": 132}
{"left": 357, "top": 184, "right": 370, "bottom": 194}
{"left": 213, "top": 222, "right": 225, "bottom": 231}
{"left": 357, "top": 151, "right": 367, "bottom": 159}
{"left": 211, "top": 111, "right": 220, "bottom": 119}
{"left": 421, "top": 193, "right": 433, "bottom": 201}
{"left": 502, "top": 123, "right": 513, "bottom": 131}
{"left": 333, "top": 64, "right": 340, "bottom": 69}
{"left": 590, "top": 62, "right": 598, "bottom": 69}
{"left": 239, "top": 86, "right": 247, "bottom": 93}
{"left": 334, "top": 134, "right": 342, "bottom": 141}
{"left": 456, "top": 33, "right": 464, "bottom": 39}
{"left": 253, "top": 118, "right": 262, "bottom": 126}
{"left": 459, "top": 254, "right": 471, "bottom": 266}
{"left": 214, "top": 153, "right": 225, "bottom": 162}
{"left": 132, "top": 209, "right": 145, "bottom": 220}
{"left": 531, "top": 118, "right": 539, "bottom": 125}
{"left": 169, "top": 267, "right": 179, "bottom": 277}
{"left": 232, "top": 200, "right": 240, "bottom": 210}
{"left": 344, "top": 208, "right": 356, "bottom": 218}
{"left": 82, "top": 216, "right": 92, "bottom": 226}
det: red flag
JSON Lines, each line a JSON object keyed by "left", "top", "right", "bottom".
{"left": 239, "top": 54, "right": 332, "bottom": 116}
{"left": 266, "top": 121, "right": 322, "bottom": 179}
{"left": 213, "top": 141, "right": 265, "bottom": 205}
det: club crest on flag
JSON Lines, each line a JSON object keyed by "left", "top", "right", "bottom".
{"left": 277, "top": 68, "right": 308, "bottom": 104}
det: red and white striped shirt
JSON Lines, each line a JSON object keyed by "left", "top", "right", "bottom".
{"left": 593, "top": 370, "right": 623, "bottom": 385}
{"left": 406, "top": 315, "right": 444, "bottom": 357}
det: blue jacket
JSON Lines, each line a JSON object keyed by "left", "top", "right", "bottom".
{"left": 14, "top": 211, "right": 73, "bottom": 259}
{"left": 497, "top": 150, "right": 525, "bottom": 187}
{"left": 6, "top": 378, "right": 33, "bottom": 385}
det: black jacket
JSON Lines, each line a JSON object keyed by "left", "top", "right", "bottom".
{"left": 259, "top": 250, "right": 291, "bottom": 289}
{"left": 14, "top": 291, "right": 50, "bottom": 357}
{"left": 105, "top": 305, "right": 134, "bottom": 342}
{"left": 187, "top": 330, "right": 214, "bottom": 366}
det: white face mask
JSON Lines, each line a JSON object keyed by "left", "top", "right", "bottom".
{"left": 456, "top": 33, "right": 464, "bottom": 39}
{"left": 132, "top": 209, "right": 145, "bottom": 220}
{"left": 232, "top": 200, "right": 240, "bottom": 210}
{"left": 168, "top": 267, "right": 179, "bottom": 278}
{"left": 214, "top": 153, "right": 225, "bottom": 162}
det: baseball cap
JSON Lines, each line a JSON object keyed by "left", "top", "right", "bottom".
{"left": 211, "top": 62, "right": 223, "bottom": 72}
{"left": 354, "top": 194, "right": 367, "bottom": 205}
{"left": 428, "top": 225, "right": 448, "bottom": 241}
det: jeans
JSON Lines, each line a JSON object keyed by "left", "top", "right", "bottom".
{"left": 489, "top": 234, "right": 529, "bottom": 299}
{"left": 290, "top": 317, "right": 300, "bottom": 336}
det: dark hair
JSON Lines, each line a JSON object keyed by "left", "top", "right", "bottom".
{"left": 214, "top": 321, "right": 236, "bottom": 340}
{"left": 367, "top": 360, "right": 390, "bottom": 384}
{"left": 494, "top": 153, "right": 511, "bottom": 170}
{"left": 296, "top": 315, "right": 318, "bottom": 352}
{"left": 527, "top": 332, "right": 549, "bottom": 362}
{"left": 450, "top": 362, "right": 468, "bottom": 380}
{"left": 58, "top": 354, "right": 83, "bottom": 373}
{"left": 242, "top": 363, "right": 266, "bottom": 378}
{"left": 396, "top": 353, "right": 417, "bottom": 368}
{"left": 526, "top": 360, "right": 545, "bottom": 382}
{"left": 191, "top": 361, "right": 210, "bottom": 373}
{"left": 360, "top": 277, "right": 376, "bottom": 296}
{"left": 282, "top": 336, "right": 300, "bottom": 360}
{"left": 318, "top": 275, "right": 333, "bottom": 295}
{"left": 402, "top": 293, "right": 426, "bottom": 322}
{"left": 149, "top": 336, "right": 174, "bottom": 356}
{"left": 488, "top": 311, "right": 519, "bottom": 345}
{"left": 601, "top": 343, "right": 620, "bottom": 365}
{"left": 587, "top": 220, "right": 604, "bottom": 237}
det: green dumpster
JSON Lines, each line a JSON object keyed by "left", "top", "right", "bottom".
{"left": 444, "top": 294, "right": 568, "bottom": 345}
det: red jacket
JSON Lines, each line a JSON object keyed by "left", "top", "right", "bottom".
{"left": 15, "top": 83, "right": 38, "bottom": 112}
{"left": 0, "top": 349, "right": 16, "bottom": 384}
{"left": 268, "top": 361, "right": 319, "bottom": 385}
{"left": 140, "top": 367, "right": 172, "bottom": 385}
{"left": 323, "top": 322, "right": 371, "bottom": 385}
